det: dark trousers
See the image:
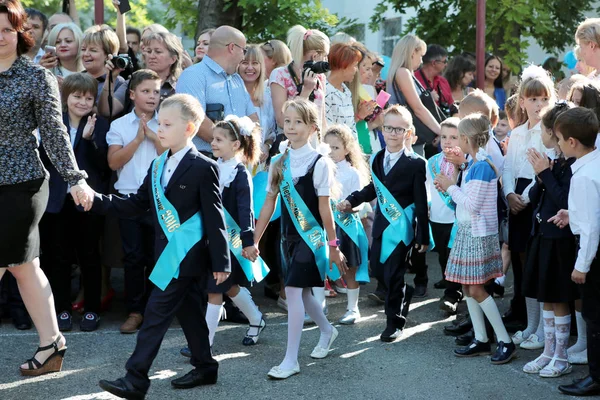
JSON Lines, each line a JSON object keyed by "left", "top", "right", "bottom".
{"left": 125, "top": 276, "right": 218, "bottom": 392}
{"left": 118, "top": 214, "right": 155, "bottom": 314}
{"left": 581, "top": 249, "right": 600, "bottom": 382}
{"left": 430, "top": 222, "right": 463, "bottom": 301}
{"left": 0, "top": 274, "right": 28, "bottom": 317}
{"left": 371, "top": 238, "right": 412, "bottom": 329}
{"left": 509, "top": 250, "right": 526, "bottom": 319}
{"left": 40, "top": 198, "right": 103, "bottom": 313}
{"left": 261, "top": 220, "right": 282, "bottom": 287}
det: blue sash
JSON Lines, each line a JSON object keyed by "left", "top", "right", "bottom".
{"left": 279, "top": 157, "right": 340, "bottom": 281}
{"left": 149, "top": 151, "right": 204, "bottom": 291}
{"left": 222, "top": 208, "right": 269, "bottom": 283}
{"left": 252, "top": 171, "right": 281, "bottom": 221}
{"left": 448, "top": 221, "right": 458, "bottom": 248}
{"left": 370, "top": 156, "right": 415, "bottom": 263}
{"left": 331, "top": 201, "right": 370, "bottom": 283}
{"left": 428, "top": 154, "right": 456, "bottom": 212}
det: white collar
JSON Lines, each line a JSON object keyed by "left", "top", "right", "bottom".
{"left": 168, "top": 145, "right": 192, "bottom": 163}
{"left": 217, "top": 155, "right": 242, "bottom": 190}
{"left": 128, "top": 109, "right": 158, "bottom": 124}
{"left": 527, "top": 121, "right": 542, "bottom": 132}
{"left": 289, "top": 143, "right": 315, "bottom": 158}
{"left": 336, "top": 159, "right": 351, "bottom": 168}
{"left": 571, "top": 149, "right": 600, "bottom": 175}
{"left": 384, "top": 147, "right": 405, "bottom": 160}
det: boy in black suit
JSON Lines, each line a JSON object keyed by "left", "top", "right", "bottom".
{"left": 338, "top": 105, "right": 429, "bottom": 342}
{"left": 93, "top": 94, "right": 231, "bottom": 399}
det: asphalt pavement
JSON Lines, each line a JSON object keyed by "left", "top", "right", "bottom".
{"left": 0, "top": 253, "right": 588, "bottom": 400}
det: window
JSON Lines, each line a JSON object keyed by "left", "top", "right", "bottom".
{"left": 382, "top": 17, "right": 402, "bottom": 57}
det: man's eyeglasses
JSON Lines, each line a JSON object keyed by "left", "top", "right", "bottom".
{"left": 383, "top": 125, "right": 408, "bottom": 135}
{"left": 435, "top": 59, "right": 448, "bottom": 65}
{"left": 230, "top": 42, "right": 247, "bottom": 55}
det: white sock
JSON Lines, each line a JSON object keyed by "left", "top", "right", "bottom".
{"left": 522, "top": 297, "right": 540, "bottom": 338}
{"left": 280, "top": 287, "right": 304, "bottom": 370}
{"left": 346, "top": 288, "right": 360, "bottom": 312}
{"left": 495, "top": 274, "right": 506, "bottom": 287}
{"left": 568, "top": 311, "right": 587, "bottom": 354}
{"left": 533, "top": 302, "right": 545, "bottom": 339}
{"left": 312, "top": 286, "right": 326, "bottom": 310}
{"left": 466, "top": 296, "right": 488, "bottom": 342}
{"left": 554, "top": 315, "right": 571, "bottom": 369}
{"left": 205, "top": 303, "right": 223, "bottom": 347}
{"left": 302, "top": 288, "right": 333, "bottom": 348}
{"left": 479, "top": 296, "right": 511, "bottom": 343}
{"left": 230, "top": 287, "right": 263, "bottom": 335}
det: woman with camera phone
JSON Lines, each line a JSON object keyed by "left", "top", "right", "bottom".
{"left": 270, "top": 25, "right": 330, "bottom": 138}
{"left": 80, "top": 25, "right": 129, "bottom": 119}
{"left": 388, "top": 34, "right": 442, "bottom": 157}
{"left": 39, "top": 23, "right": 83, "bottom": 80}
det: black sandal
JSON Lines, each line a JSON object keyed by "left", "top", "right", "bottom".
{"left": 20, "top": 334, "right": 67, "bottom": 376}
{"left": 242, "top": 318, "right": 266, "bottom": 346}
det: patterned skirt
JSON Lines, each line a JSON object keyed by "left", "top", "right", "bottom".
{"left": 445, "top": 222, "right": 502, "bottom": 285}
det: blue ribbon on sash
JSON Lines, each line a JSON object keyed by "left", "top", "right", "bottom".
{"left": 252, "top": 171, "right": 281, "bottom": 221}
{"left": 222, "top": 208, "right": 269, "bottom": 283}
{"left": 331, "top": 201, "right": 370, "bottom": 283}
{"left": 279, "top": 157, "right": 340, "bottom": 281}
{"left": 370, "top": 156, "right": 415, "bottom": 263}
{"left": 149, "top": 151, "right": 204, "bottom": 291}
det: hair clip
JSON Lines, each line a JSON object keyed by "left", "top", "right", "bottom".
{"left": 303, "top": 30, "right": 313, "bottom": 40}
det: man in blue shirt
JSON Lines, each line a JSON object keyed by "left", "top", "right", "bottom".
{"left": 177, "top": 26, "right": 258, "bottom": 156}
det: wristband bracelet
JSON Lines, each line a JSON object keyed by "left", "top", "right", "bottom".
{"left": 327, "top": 239, "right": 340, "bottom": 247}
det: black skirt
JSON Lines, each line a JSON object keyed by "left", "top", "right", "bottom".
{"left": 0, "top": 178, "right": 48, "bottom": 267}
{"left": 336, "top": 226, "right": 361, "bottom": 269}
{"left": 508, "top": 178, "right": 533, "bottom": 252}
{"left": 523, "top": 234, "right": 579, "bottom": 303}
{"left": 206, "top": 254, "right": 250, "bottom": 293}
{"left": 281, "top": 236, "right": 324, "bottom": 288}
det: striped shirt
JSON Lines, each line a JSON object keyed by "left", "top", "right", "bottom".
{"left": 448, "top": 159, "right": 498, "bottom": 237}
{"left": 176, "top": 55, "right": 257, "bottom": 152}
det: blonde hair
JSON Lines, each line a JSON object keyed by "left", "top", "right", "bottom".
{"left": 160, "top": 94, "right": 206, "bottom": 136}
{"left": 82, "top": 25, "right": 120, "bottom": 56}
{"left": 387, "top": 34, "right": 427, "bottom": 81}
{"left": 261, "top": 39, "right": 292, "bottom": 69}
{"left": 384, "top": 104, "right": 415, "bottom": 132}
{"left": 576, "top": 18, "right": 600, "bottom": 46}
{"left": 324, "top": 124, "right": 370, "bottom": 187}
{"left": 142, "top": 32, "right": 184, "bottom": 80}
{"left": 142, "top": 23, "right": 168, "bottom": 39}
{"left": 287, "top": 25, "right": 330, "bottom": 67}
{"left": 459, "top": 113, "right": 498, "bottom": 176}
{"left": 47, "top": 22, "right": 84, "bottom": 73}
{"left": 241, "top": 45, "right": 266, "bottom": 106}
{"left": 270, "top": 99, "right": 321, "bottom": 193}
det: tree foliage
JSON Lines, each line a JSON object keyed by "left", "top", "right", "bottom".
{"left": 370, "top": 0, "right": 595, "bottom": 72}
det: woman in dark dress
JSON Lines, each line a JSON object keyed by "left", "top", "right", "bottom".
{"left": 0, "top": 0, "right": 94, "bottom": 376}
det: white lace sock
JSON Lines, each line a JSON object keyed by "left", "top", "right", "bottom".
{"left": 568, "top": 311, "right": 587, "bottom": 354}
{"left": 525, "top": 310, "right": 555, "bottom": 371}
{"left": 554, "top": 315, "right": 571, "bottom": 369}
{"left": 230, "top": 287, "right": 263, "bottom": 336}
{"left": 303, "top": 288, "right": 333, "bottom": 348}
{"left": 279, "top": 287, "right": 304, "bottom": 370}
{"left": 479, "top": 296, "right": 511, "bottom": 343}
{"left": 466, "top": 296, "right": 488, "bottom": 342}
{"left": 205, "top": 303, "right": 223, "bottom": 347}
{"left": 347, "top": 288, "right": 359, "bottom": 312}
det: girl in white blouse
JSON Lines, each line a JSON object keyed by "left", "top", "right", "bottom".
{"left": 324, "top": 125, "right": 371, "bottom": 325}
{"left": 503, "top": 65, "right": 555, "bottom": 349}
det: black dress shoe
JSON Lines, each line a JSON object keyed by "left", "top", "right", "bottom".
{"left": 180, "top": 347, "right": 191, "bottom": 358}
{"left": 502, "top": 308, "right": 525, "bottom": 324}
{"left": 413, "top": 285, "right": 427, "bottom": 298}
{"left": 99, "top": 377, "right": 145, "bottom": 400}
{"left": 171, "top": 369, "right": 218, "bottom": 389}
{"left": 489, "top": 282, "right": 505, "bottom": 297}
{"left": 455, "top": 330, "right": 474, "bottom": 346}
{"left": 559, "top": 376, "right": 600, "bottom": 396}
{"left": 454, "top": 340, "right": 491, "bottom": 357}
{"left": 433, "top": 279, "right": 447, "bottom": 289}
{"left": 57, "top": 311, "right": 72, "bottom": 332}
{"left": 490, "top": 341, "right": 517, "bottom": 364}
{"left": 380, "top": 325, "right": 402, "bottom": 342}
{"left": 444, "top": 317, "right": 472, "bottom": 336}
{"left": 439, "top": 297, "right": 458, "bottom": 314}
{"left": 11, "top": 308, "right": 31, "bottom": 330}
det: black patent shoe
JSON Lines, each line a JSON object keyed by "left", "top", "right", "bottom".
{"left": 171, "top": 368, "right": 218, "bottom": 389}
{"left": 99, "top": 377, "right": 145, "bottom": 400}
{"left": 57, "top": 311, "right": 72, "bottom": 332}
{"left": 454, "top": 340, "right": 491, "bottom": 357}
{"left": 559, "top": 376, "right": 600, "bottom": 396}
{"left": 444, "top": 317, "right": 472, "bottom": 336}
{"left": 490, "top": 341, "right": 517, "bottom": 364}
{"left": 180, "top": 347, "right": 191, "bottom": 358}
{"left": 242, "top": 318, "right": 266, "bottom": 346}
{"left": 455, "top": 330, "right": 474, "bottom": 346}
{"left": 433, "top": 279, "right": 447, "bottom": 289}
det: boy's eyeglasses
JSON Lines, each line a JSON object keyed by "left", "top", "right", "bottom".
{"left": 383, "top": 125, "right": 408, "bottom": 135}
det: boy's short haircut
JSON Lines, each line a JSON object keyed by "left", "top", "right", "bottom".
{"left": 498, "top": 110, "right": 507, "bottom": 120}
{"left": 60, "top": 73, "right": 98, "bottom": 108}
{"left": 459, "top": 89, "right": 493, "bottom": 119}
{"left": 554, "top": 107, "right": 599, "bottom": 148}
{"left": 129, "top": 69, "right": 161, "bottom": 92}
{"left": 440, "top": 117, "right": 460, "bottom": 130}
{"left": 384, "top": 104, "right": 414, "bottom": 130}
